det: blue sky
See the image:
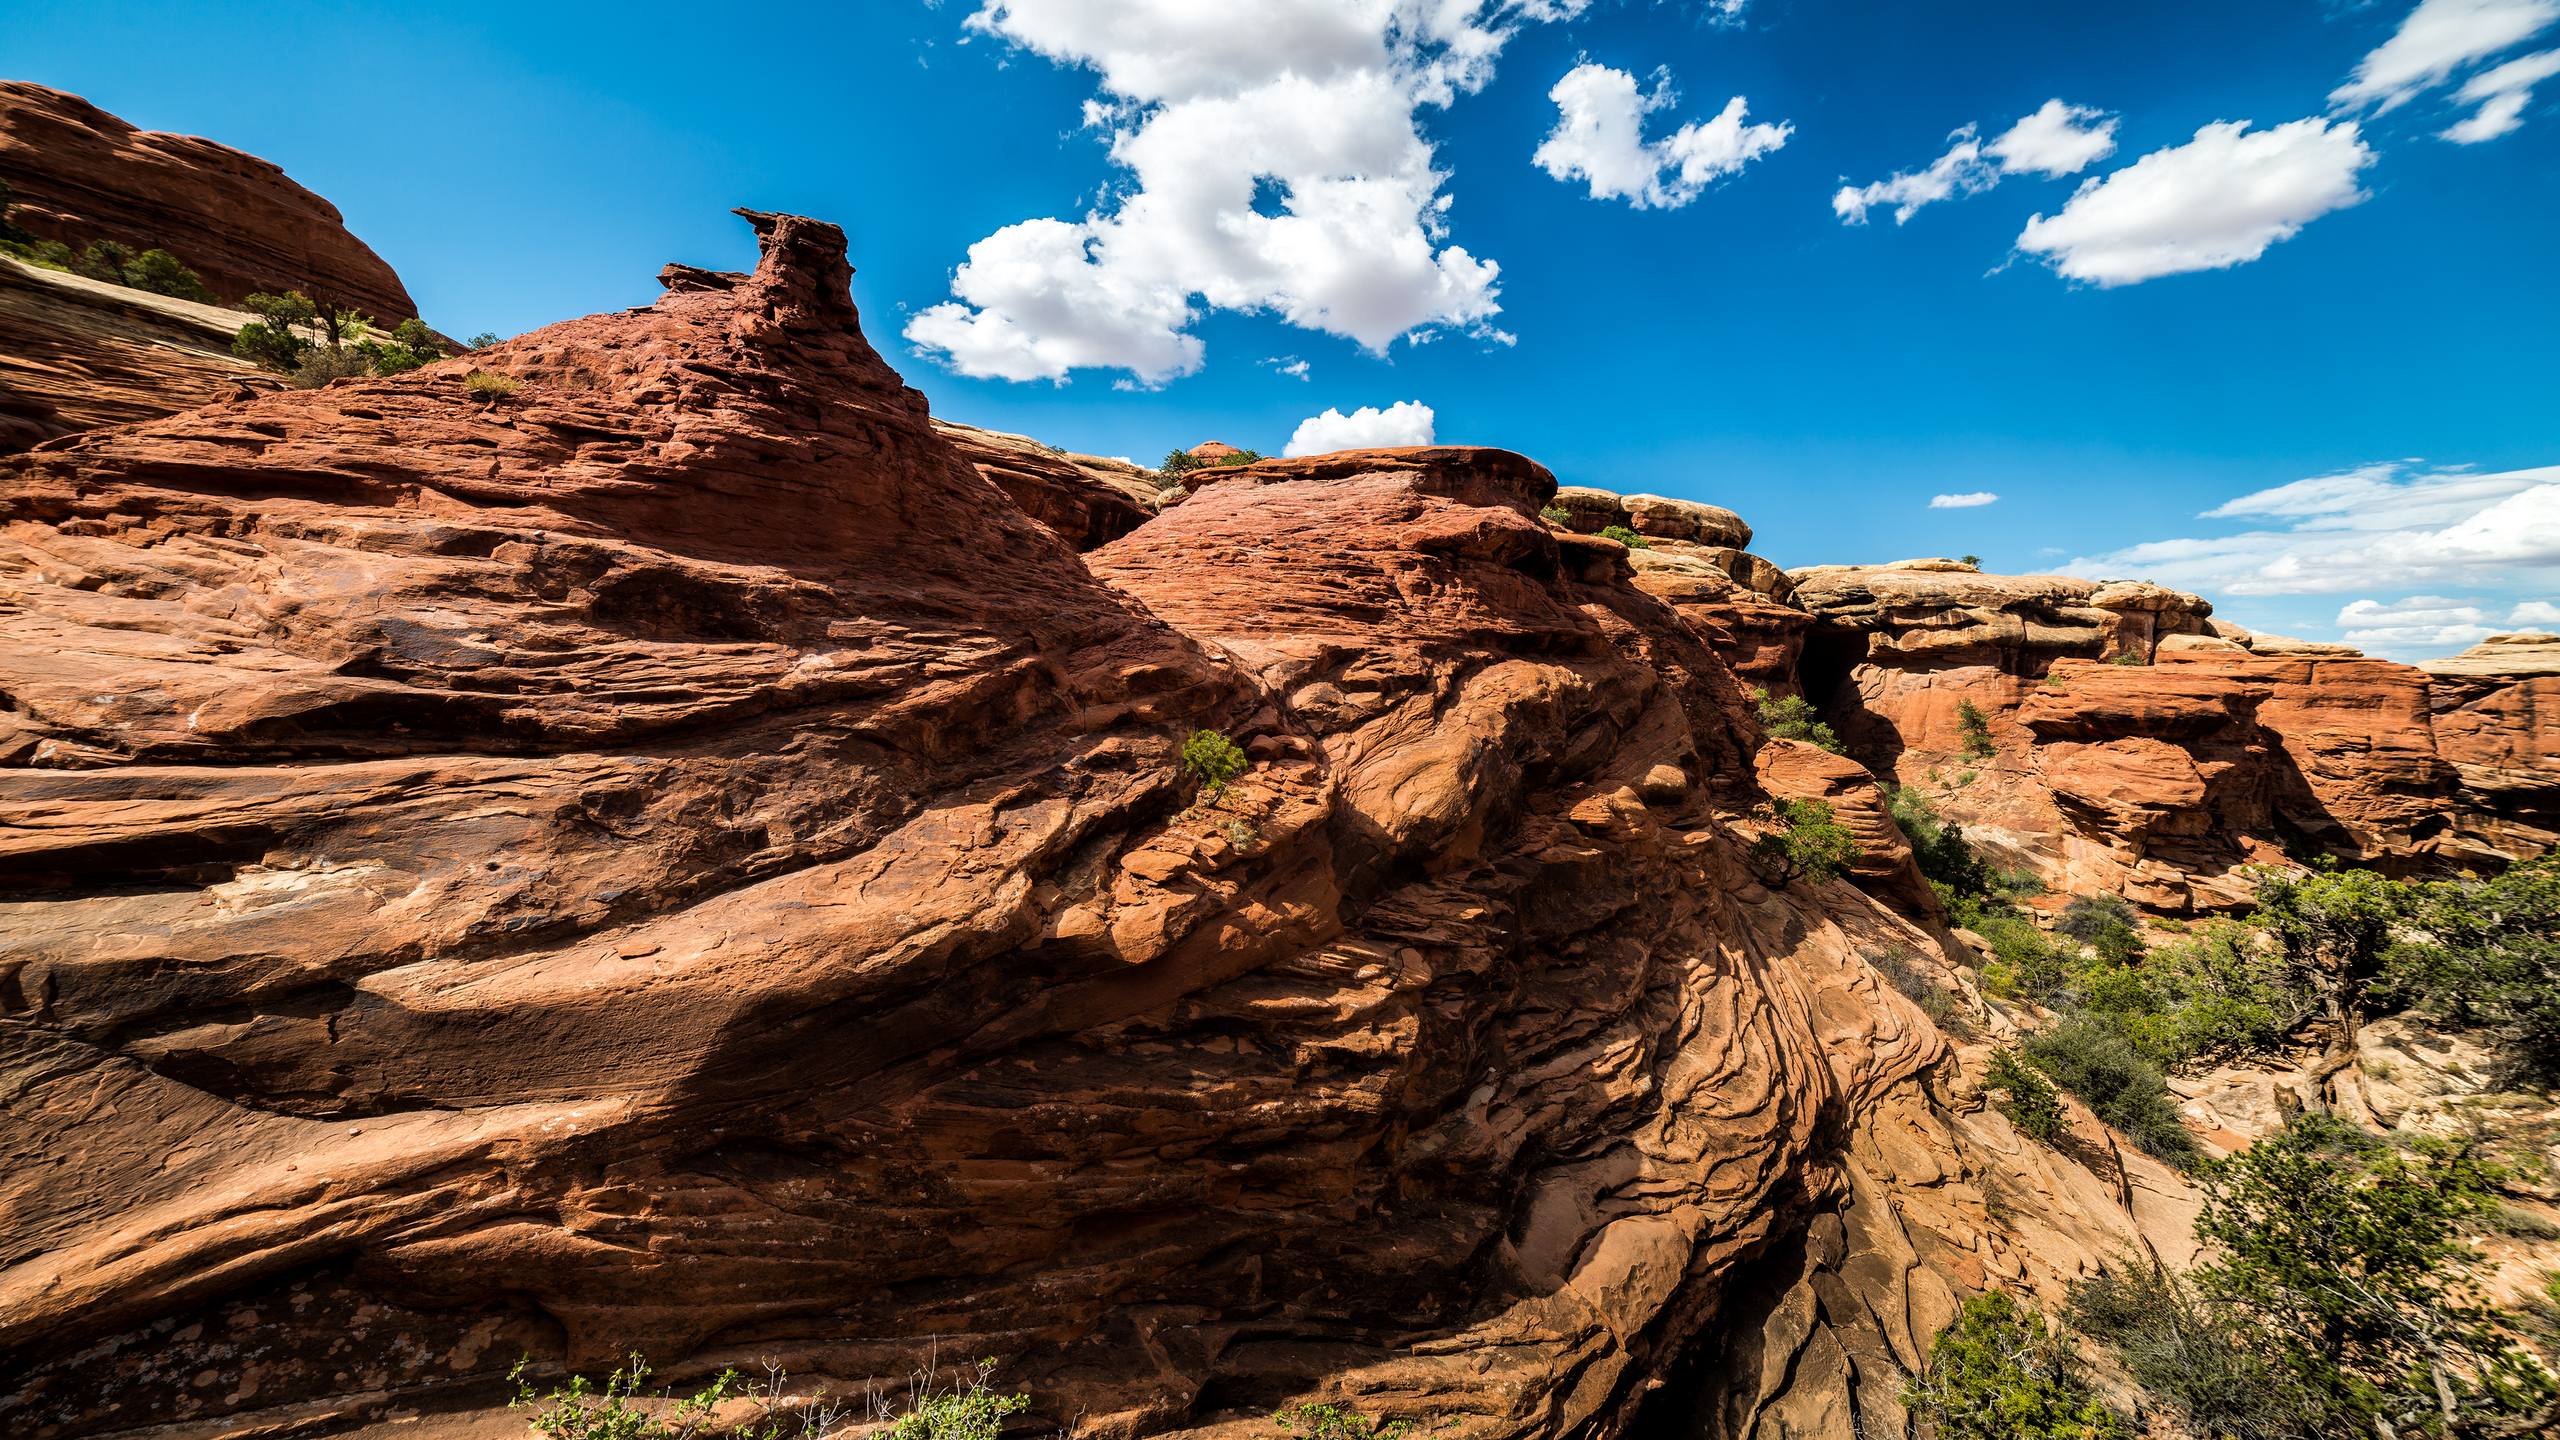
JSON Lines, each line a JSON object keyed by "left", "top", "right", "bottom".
{"left": 9, "top": 1, "right": 2557, "bottom": 656}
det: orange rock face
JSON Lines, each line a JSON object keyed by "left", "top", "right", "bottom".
{"left": 2, "top": 212, "right": 2063, "bottom": 1440}
{"left": 0, "top": 81, "right": 417, "bottom": 320}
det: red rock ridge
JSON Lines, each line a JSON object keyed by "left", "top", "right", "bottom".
{"left": 0, "top": 80, "right": 417, "bottom": 320}
{"left": 7, "top": 212, "right": 2143, "bottom": 1440}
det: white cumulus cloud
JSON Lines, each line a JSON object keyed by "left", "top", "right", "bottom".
{"left": 2509, "top": 599, "right": 2560, "bottom": 626}
{"left": 2336, "top": 595, "right": 2500, "bottom": 654}
{"left": 1929, "top": 491, "right": 2001, "bottom": 509}
{"left": 1533, "top": 61, "right": 1790, "bottom": 209}
{"left": 2332, "top": 0, "right": 2560, "bottom": 112}
{"left": 2014, "top": 117, "right": 2373, "bottom": 286}
{"left": 908, "top": 0, "right": 1588, "bottom": 386}
{"left": 1987, "top": 99, "right": 2121, "bottom": 177}
{"left": 2443, "top": 46, "right": 2560, "bottom": 139}
{"left": 2064, "top": 460, "right": 2560, "bottom": 597}
{"left": 1284, "top": 400, "right": 1437, "bottom": 456}
{"left": 1834, "top": 99, "right": 2114, "bottom": 225}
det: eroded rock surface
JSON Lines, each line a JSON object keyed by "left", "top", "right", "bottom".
{"left": 0, "top": 255, "right": 273, "bottom": 452}
{"left": 0, "top": 214, "right": 2177, "bottom": 1440}
{"left": 0, "top": 81, "right": 418, "bottom": 320}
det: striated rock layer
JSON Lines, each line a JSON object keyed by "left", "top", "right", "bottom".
{"left": 0, "top": 213, "right": 2170, "bottom": 1440}
{"left": 0, "top": 80, "right": 417, "bottom": 320}
{"left": 0, "top": 255, "right": 274, "bottom": 452}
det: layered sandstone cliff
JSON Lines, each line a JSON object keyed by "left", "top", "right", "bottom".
{"left": 0, "top": 81, "right": 417, "bottom": 320}
{"left": 0, "top": 211, "right": 2189, "bottom": 1440}
{"left": 1779, "top": 560, "right": 2541, "bottom": 908}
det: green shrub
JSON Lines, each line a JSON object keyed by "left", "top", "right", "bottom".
{"left": 364, "top": 316, "right": 446, "bottom": 375}
{"left": 1750, "top": 797, "right": 1858, "bottom": 885}
{"left": 1975, "top": 914, "right": 2071, "bottom": 1000}
{"left": 2055, "top": 895, "right": 2141, "bottom": 965}
{"left": 132, "top": 247, "right": 214, "bottom": 300}
{"left": 2066, "top": 1263, "right": 2323, "bottom": 1440}
{"left": 509, "top": 1352, "right": 1027, "bottom": 1440}
{"left": 2099, "top": 920, "right": 2310, "bottom": 1066}
{"left": 1885, "top": 784, "right": 1997, "bottom": 903}
{"left": 1158, "top": 447, "right": 1262, "bottom": 480}
{"left": 1749, "top": 686, "right": 1841, "bottom": 753}
{"left": 1987, "top": 1046, "right": 2065, "bottom": 1141}
{"left": 1539, "top": 504, "right": 1570, "bottom": 524}
{"left": 2378, "top": 849, "right": 2560, "bottom": 1085}
{"left": 465, "top": 369, "right": 522, "bottom": 399}
{"left": 4, "top": 235, "right": 74, "bottom": 269}
{"left": 1875, "top": 949, "right": 1969, "bottom": 1035}
{"left": 2189, "top": 1113, "right": 2555, "bottom": 1435}
{"left": 289, "top": 344, "right": 374, "bottom": 388}
{"left": 1901, "top": 1292, "right": 2129, "bottom": 1440}
{"left": 1956, "top": 699, "right": 1996, "bottom": 760}
{"left": 2107, "top": 650, "right": 2148, "bottom": 666}
{"left": 233, "top": 290, "right": 318, "bottom": 371}
{"left": 1180, "top": 727, "right": 1249, "bottom": 799}
{"left": 1273, "top": 1402, "right": 1413, "bottom": 1440}
{"left": 2022, "top": 1016, "right": 2197, "bottom": 1165}
{"left": 466, "top": 330, "right": 502, "bottom": 348}
{"left": 1597, "top": 523, "right": 1650, "bottom": 549}
{"left": 1960, "top": 553, "right": 1982, "bottom": 567}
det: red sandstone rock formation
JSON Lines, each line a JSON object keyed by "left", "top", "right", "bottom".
{"left": 0, "top": 80, "right": 417, "bottom": 320}
{"left": 2424, "top": 633, "right": 2560, "bottom": 858}
{"left": 936, "top": 419, "right": 1161, "bottom": 549}
{"left": 3, "top": 212, "right": 2170, "bottom": 1440}
{"left": 0, "top": 255, "right": 273, "bottom": 451}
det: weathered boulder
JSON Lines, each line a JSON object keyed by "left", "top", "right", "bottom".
{"left": 0, "top": 81, "right": 417, "bottom": 320}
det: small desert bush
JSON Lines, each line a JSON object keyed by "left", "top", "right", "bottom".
{"left": 466, "top": 369, "right": 522, "bottom": 399}
{"left": 1987, "top": 1045, "right": 2065, "bottom": 1141}
{"left": 2021, "top": 1017, "right": 2197, "bottom": 1165}
{"left": 1749, "top": 686, "right": 1841, "bottom": 753}
{"left": 1901, "top": 1292, "right": 2128, "bottom": 1440}
{"left": 1750, "top": 797, "right": 1858, "bottom": 885}
{"left": 1180, "top": 727, "right": 1248, "bottom": 799}
{"left": 1272, "top": 1402, "right": 1414, "bottom": 1440}
{"left": 1956, "top": 699, "right": 1996, "bottom": 759}
{"left": 1597, "top": 523, "right": 1650, "bottom": 549}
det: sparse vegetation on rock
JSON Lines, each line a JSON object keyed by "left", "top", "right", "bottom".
{"left": 1751, "top": 796, "right": 1858, "bottom": 884}
{"left": 1957, "top": 698, "right": 1996, "bottom": 759}
{"left": 1751, "top": 685, "right": 1842, "bottom": 752}
{"left": 1598, "top": 522, "right": 1650, "bottom": 549}
{"left": 465, "top": 368, "right": 521, "bottom": 399}
{"left": 1181, "top": 727, "right": 1249, "bottom": 800}
{"left": 1901, "top": 1292, "right": 2128, "bottom": 1440}
{"left": 1158, "top": 446, "right": 1262, "bottom": 480}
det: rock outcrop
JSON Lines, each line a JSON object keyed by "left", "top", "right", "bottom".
{"left": 2424, "top": 633, "right": 2560, "bottom": 858}
{"left": 934, "top": 419, "right": 1162, "bottom": 549}
{"left": 0, "top": 80, "right": 417, "bottom": 320}
{"left": 1, "top": 212, "right": 2183, "bottom": 1440}
{"left": 0, "top": 254, "right": 273, "bottom": 451}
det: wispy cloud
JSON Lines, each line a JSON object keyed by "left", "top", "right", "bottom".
{"left": 1929, "top": 491, "right": 2001, "bottom": 509}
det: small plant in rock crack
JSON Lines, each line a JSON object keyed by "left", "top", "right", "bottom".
{"left": 1222, "top": 818, "right": 1259, "bottom": 849}
{"left": 1597, "top": 523, "right": 1650, "bottom": 549}
{"left": 465, "top": 369, "right": 522, "bottom": 400}
{"left": 1181, "top": 727, "right": 1249, "bottom": 800}
{"left": 1956, "top": 699, "right": 1996, "bottom": 760}
{"left": 1273, "top": 1401, "right": 1419, "bottom": 1440}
